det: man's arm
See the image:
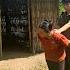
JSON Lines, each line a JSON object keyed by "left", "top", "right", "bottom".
{"left": 54, "top": 21, "right": 70, "bottom": 33}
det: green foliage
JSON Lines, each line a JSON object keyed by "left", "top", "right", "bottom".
{"left": 59, "top": 2, "right": 65, "bottom": 15}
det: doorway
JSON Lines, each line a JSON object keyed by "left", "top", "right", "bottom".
{"left": 1, "top": 0, "right": 30, "bottom": 52}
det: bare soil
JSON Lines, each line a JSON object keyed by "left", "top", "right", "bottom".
{"left": 0, "top": 52, "right": 48, "bottom": 70}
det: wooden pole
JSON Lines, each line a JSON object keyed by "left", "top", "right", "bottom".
{"left": 27, "top": 0, "right": 32, "bottom": 48}
{"left": 0, "top": 9, "right": 2, "bottom": 57}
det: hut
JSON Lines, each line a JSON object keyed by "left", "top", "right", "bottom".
{"left": 0, "top": 0, "right": 59, "bottom": 56}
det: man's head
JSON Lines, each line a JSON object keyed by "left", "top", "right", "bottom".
{"left": 62, "top": 0, "right": 70, "bottom": 13}
{"left": 39, "top": 20, "right": 52, "bottom": 32}
{"left": 62, "top": 0, "right": 70, "bottom": 4}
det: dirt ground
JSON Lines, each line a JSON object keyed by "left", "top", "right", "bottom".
{"left": 0, "top": 52, "right": 49, "bottom": 70}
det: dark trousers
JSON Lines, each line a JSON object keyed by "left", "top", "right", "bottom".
{"left": 65, "top": 47, "right": 70, "bottom": 70}
{"left": 65, "top": 58, "right": 70, "bottom": 70}
{"left": 46, "top": 60, "right": 65, "bottom": 70}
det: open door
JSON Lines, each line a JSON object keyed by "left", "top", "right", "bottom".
{"left": 1, "top": 0, "right": 31, "bottom": 52}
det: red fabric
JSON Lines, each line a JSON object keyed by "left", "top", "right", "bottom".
{"left": 51, "top": 31, "right": 69, "bottom": 47}
{"left": 38, "top": 29, "right": 69, "bottom": 62}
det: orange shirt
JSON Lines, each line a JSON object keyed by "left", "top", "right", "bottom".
{"left": 38, "top": 28, "right": 69, "bottom": 62}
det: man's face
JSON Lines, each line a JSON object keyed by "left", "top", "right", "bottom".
{"left": 38, "top": 28, "right": 50, "bottom": 38}
{"left": 64, "top": 3, "right": 70, "bottom": 13}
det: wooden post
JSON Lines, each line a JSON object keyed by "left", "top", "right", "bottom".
{"left": 27, "top": 0, "right": 32, "bottom": 48}
{"left": 0, "top": 9, "right": 2, "bottom": 57}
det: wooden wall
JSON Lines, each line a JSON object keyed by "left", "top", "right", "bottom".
{"left": 30, "top": 0, "right": 59, "bottom": 53}
{"left": 0, "top": 0, "right": 59, "bottom": 55}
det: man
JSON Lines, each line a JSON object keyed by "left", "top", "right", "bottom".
{"left": 55, "top": 0, "right": 70, "bottom": 70}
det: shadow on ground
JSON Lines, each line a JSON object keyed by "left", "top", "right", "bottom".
{"left": 0, "top": 47, "right": 35, "bottom": 61}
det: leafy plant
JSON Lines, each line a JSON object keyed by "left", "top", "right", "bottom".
{"left": 59, "top": 2, "right": 65, "bottom": 15}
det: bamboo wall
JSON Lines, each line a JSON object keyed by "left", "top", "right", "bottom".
{"left": 30, "top": 0, "right": 59, "bottom": 53}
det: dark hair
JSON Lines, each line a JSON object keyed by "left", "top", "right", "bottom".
{"left": 39, "top": 20, "right": 52, "bottom": 32}
{"left": 62, "top": 0, "right": 70, "bottom": 4}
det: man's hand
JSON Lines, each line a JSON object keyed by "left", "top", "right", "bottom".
{"left": 69, "top": 40, "right": 70, "bottom": 44}
{"left": 52, "top": 29, "right": 61, "bottom": 33}
{"left": 67, "top": 40, "right": 70, "bottom": 46}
